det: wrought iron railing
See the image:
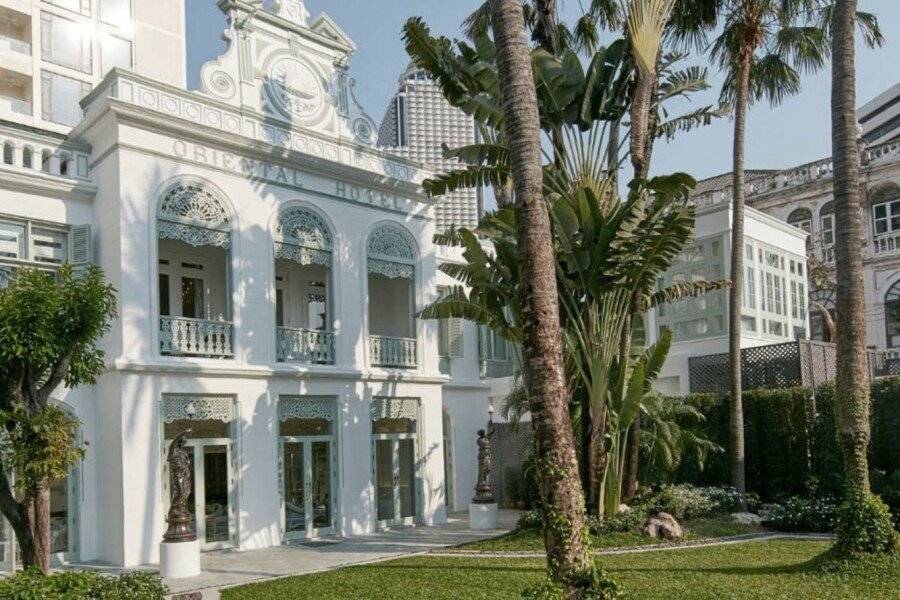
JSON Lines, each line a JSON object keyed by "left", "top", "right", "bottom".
{"left": 276, "top": 327, "right": 335, "bottom": 364}
{"left": 868, "top": 348, "right": 900, "bottom": 379}
{"left": 369, "top": 335, "right": 417, "bottom": 368}
{"left": 160, "top": 316, "right": 234, "bottom": 358}
{"left": 480, "top": 359, "right": 515, "bottom": 379}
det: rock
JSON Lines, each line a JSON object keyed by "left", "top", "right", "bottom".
{"left": 731, "top": 512, "right": 764, "bottom": 525}
{"left": 643, "top": 512, "right": 683, "bottom": 540}
{"left": 618, "top": 504, "right": 631, "bottom": 514}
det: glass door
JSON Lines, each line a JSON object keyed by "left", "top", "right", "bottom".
{"left": 0, "top": 515, "right": 13, "bottom": 573}
{"left": 372, "top": 435, "right": 418, "bottom": 526}
{"left": 281, "top": 437, "right": 335, "bottom": 540}
{"left": 180, "top": 439, "right": 234, "bottom": 550}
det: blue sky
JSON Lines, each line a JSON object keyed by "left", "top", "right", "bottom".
{"left": 186, "top": 1, "right": 900, "bottom": 184}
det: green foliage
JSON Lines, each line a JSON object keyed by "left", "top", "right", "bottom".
{"left": 645, "top": 484, "right": 752, "bottom": 521}
{"left": 0, "top": 568, "right": 167, "bottom": 599}
{"left": 763, "top": 495, "right": 838, "bottom": 533}
{"left": 521, "top": 563, "right": 622, "bottom": 600}
{"left": 0, "top": 406, "right": 85, "bottom": 494}
{"left": 834, "top": 492, "right": 900, "bottom": 555}
{"left": 0, "top": 265, "right": 117, "bottom": 408}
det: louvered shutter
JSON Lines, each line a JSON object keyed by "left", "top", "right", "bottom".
{"left": 448, "top": 318, "right": 464, "bottom": 358}
{"left": 69, "top": 224, "right": 92, "bottom": 268}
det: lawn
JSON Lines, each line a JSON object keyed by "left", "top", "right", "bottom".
{"left": 220, "top": 540, "right": 900, "bottom": 600}
{"left": 451, "top": 516, "right": 763, "bottom": 552}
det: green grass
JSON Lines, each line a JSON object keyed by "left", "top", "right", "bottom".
{"left": 452, "top": 516, "right": 763, "bottom": 553}
{"left": 221, "top": 540, "right": 900, "bottom": 599}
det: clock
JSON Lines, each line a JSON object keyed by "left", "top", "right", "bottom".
{"left": 266, "top": 57, "right": 325, "bottom": 121}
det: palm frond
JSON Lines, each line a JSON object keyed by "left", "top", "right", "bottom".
{"left": 626, "top": 0, "right": 675, "bottom": 76}
{"left": 422, "top": 165, "right": 510, "bottom": 197}
{"left": 774, "top": 26, "right": 829, "bottom": 73}
{"left": 654, "top": 104, "right": 730, "bottom": 140}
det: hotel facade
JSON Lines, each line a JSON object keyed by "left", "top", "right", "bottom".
{"left": 0, "top": 0, "right": 510, "bottom": 570}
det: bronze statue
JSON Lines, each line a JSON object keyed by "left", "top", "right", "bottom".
{"left": 472, "top": 419, "right": 496, "bottom": 504}
{"left": 163, "top": 429, "right": 196, "bottom": 543}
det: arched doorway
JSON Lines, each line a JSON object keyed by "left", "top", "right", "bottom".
{"left": 885, "top": 280, "right": 900, "bottom": 348}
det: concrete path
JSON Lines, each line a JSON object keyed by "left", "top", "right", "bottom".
{"left": 163, "top": 510, "right": 519, "bottom": 599}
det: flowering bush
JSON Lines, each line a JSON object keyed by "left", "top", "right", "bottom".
{"left": 517, "top": 508, "right": 544, "bottom": 530}
{"left": 763, "top": 495, "right": 838, "bottom": 532}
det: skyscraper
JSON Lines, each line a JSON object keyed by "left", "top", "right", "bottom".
{"left": 378, "top": 65, "right": 481, "bottom": 231}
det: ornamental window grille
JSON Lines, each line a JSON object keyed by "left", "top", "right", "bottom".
{"left": 278, "top": 396, "right": 336, "bottom": 422}
{"left": 370, "top": 397, "right": 419, "bottom": 422}
{"left": 274, "top": 207, "right": 333, "bottom": 267}
{"left": 161, "top": 394, "right": 235, "bottom": 434}
{"left": 157, "top": 182, "right": 232, "bottom": 249}
{"left": 367, "top": 225, "right": 416, "bottom": 279}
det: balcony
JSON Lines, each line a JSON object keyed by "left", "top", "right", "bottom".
{"left": 872, "top": 233, "right": 900, "bottom": 257}
{"left": 160, "top": 316, "right": 234, "bottom": 359}
{"left": 369, "top": 335, "right": 417, "bottom": 369}
{"left": 276, "top": 326, "right": 335, "bottom": 364}
{"left": 0, "top": 94, "right": 30, "bottom": 116}
{"left": 0, "top": 33, "right": 29, "bottom": 57}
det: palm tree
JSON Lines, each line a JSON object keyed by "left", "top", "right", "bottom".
{"left": 694, "top": 0, "right": 829, "bottom": 504}
{"left": 489, "top": 0, "right": 592, "bottom": 587}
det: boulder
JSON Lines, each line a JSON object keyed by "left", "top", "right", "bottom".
{"left": 731, "top": 512, "right": 764, "bottom": 526}
{"left": 643, "top": 512, "right": 683, "bottom": 540}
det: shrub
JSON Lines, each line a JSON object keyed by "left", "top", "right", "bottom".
{"left": 0, "top": 569, "right": 167, "bottom": 599}
{"left": 872, "top": 469, "right": 900, "bottom": 531}
{"left": 517, "top": 508, "right": 544, "bottom": 530}
{"left": 834, "top": 492, "right": 900, "bottom": 555}
{"left": 587, "top": 506, "right": 646, "bottom": 536}
{"left": 645, "top": 484, "right": 754, "bottom": 520}
{"left": 763, "top": 495, "right": 838, "bottom": 532}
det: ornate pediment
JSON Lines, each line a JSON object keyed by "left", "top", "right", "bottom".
{"left": 199, "top": 1, "right": 376, "bottom": 145}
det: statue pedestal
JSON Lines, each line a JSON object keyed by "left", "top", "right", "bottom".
{"left": 469, "top": 502, "right": 499, "bottom": 530}
{"left": 160, "top": 540, "right": 201, "bottom": 579}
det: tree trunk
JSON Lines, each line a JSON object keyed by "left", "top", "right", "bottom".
{"left": 728, "top": 49, "right": 751, "bottom": 507}
{"left": 629, "top": 69, "right": 654, "bottom": 179}
{"left": 490, "top": 0, "right": 592, "bottom": 588}
{"left": 0, "top": 472, "right": 39, "bottom": 571}
{"left": 32, "top": 482, "right": 51, "bottom": 573}
{"left": 830, "top": 0, "right": 871, "bottom": 495}
{"left": 622, "top": 416, "right": 640, "bottom": 503}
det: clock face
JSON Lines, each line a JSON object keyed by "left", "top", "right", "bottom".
{"left": 267, "top": 57, "right": 324, "bottom": 120}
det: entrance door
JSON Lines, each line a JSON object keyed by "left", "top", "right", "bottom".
{"left": 48, "top": 469, "right": 79, "bottom": 565}
{"left": 373, "top": 435, "right": 417, "bottom": 526}
{"left": 174, "top": 439, "right": 234, "bottom": 550}
{"left": 281, "top": 437, "right": 335, "bottom": 539}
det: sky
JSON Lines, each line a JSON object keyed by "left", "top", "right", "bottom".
{"left": 186, "top": 0, "right": 900, "bottom": 185}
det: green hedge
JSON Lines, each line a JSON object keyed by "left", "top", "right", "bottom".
{"left": 0, "top": 569, "right": 167, "bottom": 599}
{"left": 666, "top": 378, "right": 900, "bottom": 503}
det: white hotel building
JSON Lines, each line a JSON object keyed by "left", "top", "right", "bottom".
{"left": 0, "top": 0, "right": 508, "bottom": 570}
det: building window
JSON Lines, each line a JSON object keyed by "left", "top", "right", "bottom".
{"left": 41, "top": 12, "right": 92, "bottom": 74}
{"left": 787, "top": 207, "right": 813, "bottom": 233}
{"left": 819, "top": 201, "right": 835, "bottom": 245}
{"left": 100, "top": 34, "right": 132, "bottom": 74}
{"left": 41, "top": 71, "right": 91, "bottom": 126}
{"left": 872, "top": 199, "right": 900, "bottom": 237}
{"left": 46, "top": 0, "right": 90, "bottom": 15}
{"left": 885, "top": 281, "right": 900, "bottom": 348}
{"left": 100, "top": 0, "right": 131, "bottom": 27}
{"left": 0, "top": 218, "right": 89, "bottom": 277}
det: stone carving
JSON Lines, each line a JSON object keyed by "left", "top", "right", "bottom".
{"left": 163, "top": 429, "right": 196, "bottom": 543}
{"left": 272, "top": 0, "right": 310, "bottom": 25}
{"left": 472, "top": 419, "right": 496, "bottom": 504}
{"left": 266, "top": 57, "right": 325, "bottom": 121}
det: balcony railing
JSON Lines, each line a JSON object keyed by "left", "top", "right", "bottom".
{"left": 369, "top": 335, "right": 417, "bottom": 369}
{"left": 868, "top": 348, "right": 900, "bottom": 379}
{"left": 480, "top": 359, "right": 515, "bottom": 379}
{"left": 160, "top": 316, "right": 234, "bottom": 358}
{"left": 0, "top": 34, "right": 31, "bottom": 56}
{"left": 872, "top": 233, "right": 900, "bottom": 257}
{"left": 276, "top": 326, "right": 335, "bottom": 364}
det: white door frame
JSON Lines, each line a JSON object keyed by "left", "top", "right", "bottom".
{"left": 279, "top": 435, "right": 337, "bottom": 540}
{"left": 173, "top": 437, "right": 236, "bottom": 551}
{"left": 372, "top": 432, "right": 418, "bottom": 528}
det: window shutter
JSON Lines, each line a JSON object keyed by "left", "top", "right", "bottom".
{"left": 448, "top": 318, "right": 464, "bottom": 358}
{"left": 438, "top": 318, "right": 450, "bottom": 358}
{"left": 478, "top": 324, "right": 487, "bottom": 361}
{"left": 69, "top": 224, "right": 92, "bottom": 267}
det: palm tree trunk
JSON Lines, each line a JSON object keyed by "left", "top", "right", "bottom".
{"left": 490, "top": 0, "right": 592, "bottom": 586}
{"left": 830, "top": 0, "right": 871, "bottom": 495}
{"left": 629, "top": 69, "right": 654, "bottom": 179}
{"left": 728, "top": 49, "right": 751, "bottom": 506}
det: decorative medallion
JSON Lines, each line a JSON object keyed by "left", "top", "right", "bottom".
{"left": 266, "top": 57, "right": 325, "bottom": 121}
{"left": 353, "top": 118, "right": 374, "bottom": 143}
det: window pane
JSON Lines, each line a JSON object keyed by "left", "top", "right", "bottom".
{"left": 31, "top": 227, "right": 68, "bottom": 264}
{"left": 159, "top": 274, "right": 170, "bottom": 316}
{"left": 181, "top": 277, "right": 204, "bottom": 319}
{"left": 100, "top": 0, "right": 131, "bottom": 27}
{"left": 875, "top": 204, "right": 887, "bottom": 219}
{"left": 41, "top": 13, "right": 90, "bottom": 73}
{"left": 101, "top": 35, "right": 132, "bottom": 74}
{"left": 0, "top": 222, "right": 25, "bottom": 259}
{"left": 46, "top": 0, "right": 84, "bottom": 14}
{"left": 41, "top": 71, "right": 89, "bottom": 126}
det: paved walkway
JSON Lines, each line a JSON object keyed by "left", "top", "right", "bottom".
{"left": 163, "top": 510, "right": 519, "bottom": 599}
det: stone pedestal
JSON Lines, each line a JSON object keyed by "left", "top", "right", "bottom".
{"left": 160, "top": 540, "right": 201, "bottom": 579}
{"left": 469, "top": 502, "right": 499, "bottom": 530}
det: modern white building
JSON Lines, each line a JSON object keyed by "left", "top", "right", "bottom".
{"left": 378, "top": 64, "right": 481, "bottom": 231}
{"left": 651, "top": 199, "right": 811, "bottom": 396}
{"left": 0, "top": 0, "right": 510, "bottom": 571}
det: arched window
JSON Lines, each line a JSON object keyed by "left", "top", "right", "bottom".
{"left": 22, "top": 146, "right": 33, "bottom": 169}
{"left": 885, "top": 280, "right": 900, "bottom": 348}
{"left": 367, "top": 224, "right": 416, "bottom": 279}
{"left": 787, "top": 207, "right": 812, "bottom": 233}
{"left": 157, "top": 182, "right": 232, "bottom": 249}
{"left": 274, "top": 206, "right": 333, "bottom": 266}
{"left": 809, "top": 287, "right": 836, "bottom": 342}
{"left": 274, "top": 206, "right": 335, "bottom": 364}
{"left": 157, "top": 181, "right": 234, "bottom": 358}
{"left": 2, "top": 142, "right": 12, "bottom": 165}
{"left": 819, "top": 202, "right": 835, "bottom": 246}
{"left": 366, "top": 224, "right": 417, "bottom": 368}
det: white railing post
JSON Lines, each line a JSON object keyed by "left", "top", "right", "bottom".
{"left": 159, "top": 316, "right": 234, "bottom": 358}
